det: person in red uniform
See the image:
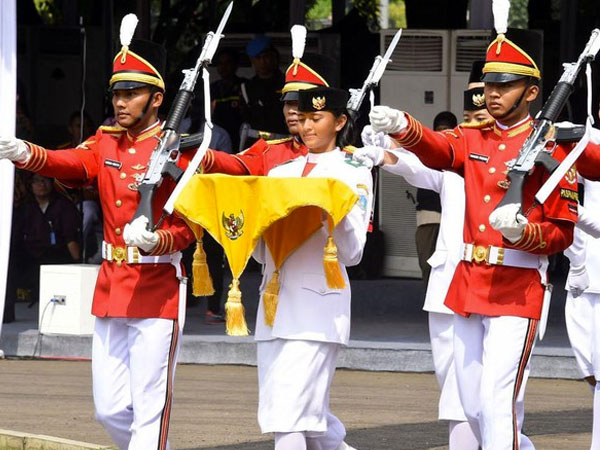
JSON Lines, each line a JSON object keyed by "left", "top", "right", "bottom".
{"left": 0, "top": 32, "right": 193, "bottom": 449}
{"left": 369, "top": 29, "right": 576, "bottom": 450}
{"left": 200, "top": 26, "right": 329, "bottom": 176}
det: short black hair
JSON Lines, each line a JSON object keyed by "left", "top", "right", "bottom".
{"left": 433, "top": 111, "right": 458, "bottom": 130}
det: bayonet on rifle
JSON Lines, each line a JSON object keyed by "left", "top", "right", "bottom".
{"left": 133, "top": 2, "right": 234, "bottom": 229}
{"left": 346, "top": 29, "right": 402, "bottom": 117}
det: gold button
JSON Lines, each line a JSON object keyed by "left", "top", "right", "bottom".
{"left": 120, "top": 172, "right": 127, "bottom": 179}
{"left": 115, "top": 228, "right": 122, "bottom": 235}
{"left": 116, "top": 200, "right": 122, "bottom": 207}
{"left": 498, "top": 144, "right": 506, "bottom": 151}
{"left": 479, "top": 224, "right": 486, "bottom": 232}
{"left": 484, "top": 195, "right": 491, "bottom": 203}
{"left": 116, "top": 261, "right": 122, "bottom": 267}
{"left": 489, "top": 167, "right": 496, "bottom": 174}
{"left": 128, "top": 148, "right": 136, "bottom": 154}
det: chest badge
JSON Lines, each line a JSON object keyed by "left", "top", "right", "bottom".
{"left": 222, "top": 210, "right": 244, "bottom": 240}
{"left": 128, "top": 183, "right": 139, "bottom": 191}
{"left": 497, "top": 179, "right": 511, "bottom": 190}
{"left": 564, "top": 166, "right": 577, "bottom": 185}
{"left": 131, "top": 164, "right": 146, "bottom": 171}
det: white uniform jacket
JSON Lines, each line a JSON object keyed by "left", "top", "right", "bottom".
{"left": 253, "top": 149, "right": 373, "bottom": 345}
{"left": 384, "top": 149, "right": 465, "bottom": 314}
{"left": 565, "top": 176, "right": 600, "bottom": 294}
{"left": 565, "top": 129, "right": 600, "bottom": 293}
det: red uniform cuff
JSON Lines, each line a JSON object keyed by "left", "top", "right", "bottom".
{"left": 149, "top": 229, "right": 174, "bottom": 255}
{"left": 505, "top": 223, "right": 547, "bottom": 252}
{"left": 17, "top": 142, "right": 47, "bottom": 172}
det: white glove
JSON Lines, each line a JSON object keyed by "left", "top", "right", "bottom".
{"left": 567, "top": 265, "right": 590, "bottom": 298}
{"left": 352, "top": 146, "right": 385, "bottom": 170}
{"left": 361, "top": 125, "right": 392, "bottom": 149}
{"left": 0, "top": 136, "right": 30, "bottom": 164}
{"left": 369, "top": 106, "right": 407, "bottom": 135}
{"left": 488, "top": 203, "right": 528, "bottom": 243}
{"left": 123, "top": 215, "right": 159, "bottom": 253}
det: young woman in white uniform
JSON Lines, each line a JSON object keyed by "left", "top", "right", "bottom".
{"left": 252, "top": 87, "right": 373, "bottom": 450}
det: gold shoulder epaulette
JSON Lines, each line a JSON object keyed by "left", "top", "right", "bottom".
{"left": 99, "top": 125, "right": 126, "bottom": 133}
{"left": 459, "top": 118, "right": 495, "bottom": 129}
{"left": 266, "top": 136, "right": 293, "bottom": 145}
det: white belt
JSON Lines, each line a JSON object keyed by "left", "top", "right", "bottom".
{"left": 461, "top": 243, "right": 540, "bottom": 269}
{"left": 102, "top": 241, "right": 175, "bottom": 265}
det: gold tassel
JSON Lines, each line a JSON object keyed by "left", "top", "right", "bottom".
{"left": 192, "top": 240, "right": 215, "bottom": 297}
{"left": 225, "top": 278, "right": 250, "bottom": 336}
{"left": 495, "top": 34, "right": 505, "bottom": 55}
{"left": 262, "top": 270, "right": 280, "bottom": 327}
{"left": 323, "top": 236, "right": 345, "bottom": 289}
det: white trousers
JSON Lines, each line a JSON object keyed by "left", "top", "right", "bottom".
{"left": 428, "top": 312, "right": 467, "bottom": 422}
{"left": 92, "top": 317, "right": 182, "bottom": 450}
{"left": 257, "top": 339, "right": 346, "bottom": 449}
{"left": 453, "top": 314, "right": 537, "bottom": 450}
{"left": 565, "top": 292, "right": 596, "bottom": 379}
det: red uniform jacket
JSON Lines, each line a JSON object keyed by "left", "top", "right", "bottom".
{"left": 576, "top": 143, "right": 600, "bottom": 181}
{"left": 202, "top": 137, "right": 307, "bottom": 175}
{"left": 393, "top": 115, "right": 576, "bottom": 319}
{"left": 18, "top": 122, "right": 195, "bottom": 319}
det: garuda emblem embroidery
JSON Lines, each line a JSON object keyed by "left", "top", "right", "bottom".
{"left": 222, "top": 210, "right": 244, "bottom": 240}
{"left": 472, "top": 93, "right": 485, "bottom": 108}
{"left": 312, "top": 96, "right": 326, "bottom": 110}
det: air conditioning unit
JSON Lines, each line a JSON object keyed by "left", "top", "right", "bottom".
{"left": 378, "top": 29, "right": 489, "bottom": 278}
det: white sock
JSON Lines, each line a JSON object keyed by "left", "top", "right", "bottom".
{"left": 449, "top": 420, "right": 479, "bottom": 450}
{"left": 275, "top": 432, "right": 307, "bottom": 450}
{"left": 592, "top": 385, "right": 600, "bottom": 449}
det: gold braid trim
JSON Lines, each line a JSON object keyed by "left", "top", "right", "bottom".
{"left": 202, "top": 150, "right": 215, "bottom": 173}
{"left": 22, "top": 143, "right": 48, "bottom": 172}
{"left": 508, "top": 223, "right": 534, "bottom": 251}
{"left": 150, "top": 230, "right": 167, "bottom": 255}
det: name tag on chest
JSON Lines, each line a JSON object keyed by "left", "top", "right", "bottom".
{"left": 104, "top": 159, "right": 122, "bottom": 169}
{"left": 469, "top": 153, "right": 489, "bottom": 163}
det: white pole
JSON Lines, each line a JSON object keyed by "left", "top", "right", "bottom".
{"left": 0, "top": 0, "right": 17, "bottom": 352}
{"left": 380, "top": 0, "right": 389, "bottom": 29}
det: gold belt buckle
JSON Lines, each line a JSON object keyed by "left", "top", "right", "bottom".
{"left": 112, "top": 246, "right": 126, "bottom": 267}
{"left": 472, "top": 245, "right": 489, "bottom": 264}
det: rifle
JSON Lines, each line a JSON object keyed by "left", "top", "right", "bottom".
{"left": 346, "top": 29, "right": 402, "bottom": 118}
{"left": 133, "top": 2, "right": 233, "bottom": 229}
{"left": 238, "top": 122, "right": 289, "bottom": 152}
{"left": 494, "top": 28, "right": 600, "bottom": 214}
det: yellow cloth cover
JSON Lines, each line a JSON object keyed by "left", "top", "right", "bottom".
{"left": 174, "top": 174, "right": 358, "bottom": 336}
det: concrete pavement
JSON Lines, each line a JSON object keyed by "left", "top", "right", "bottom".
{"left": 0, "top": 359, "right": 593, "bottom": 449}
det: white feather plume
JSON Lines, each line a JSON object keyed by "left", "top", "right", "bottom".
{"left": 492, "top": 0, "right": 510, "bottom": 35}
{"left": 291, "top": 25, "right": 307, "bottom": 60}
{"left": 120, "top": 13, "right": 139, "bottom": 47}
